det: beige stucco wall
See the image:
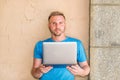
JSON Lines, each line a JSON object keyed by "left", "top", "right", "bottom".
{"left": 0, "top": 0, "right": 89, "bottom": 80}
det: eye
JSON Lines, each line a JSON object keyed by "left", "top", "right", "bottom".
{"left": 59, "top": 22, "right": 64, "bottom": 25}
{"left": 51, "top": 22, "right": 56, "bottom": 25}
{"left": 52, "top": 22, "right": 55, "bottom": 24}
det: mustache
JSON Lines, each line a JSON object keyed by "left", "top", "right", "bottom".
{"left": 55, "top": 28, "right": 61, "bottom": 31}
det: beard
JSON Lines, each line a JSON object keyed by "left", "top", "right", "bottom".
{"left": 49, "top": 28, "right": 65, "bottom": 36}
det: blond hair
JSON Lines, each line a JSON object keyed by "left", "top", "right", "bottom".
{"left": 48, "top": 11, "right": 66, "bottom": 21}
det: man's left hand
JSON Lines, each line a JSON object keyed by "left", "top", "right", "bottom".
{"left": 67, "top": 64, "right": 84, "bottom": 76}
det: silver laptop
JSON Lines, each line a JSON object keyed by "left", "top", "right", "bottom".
{"left": 43, "top": 42, "right": 77, "bottom": 65}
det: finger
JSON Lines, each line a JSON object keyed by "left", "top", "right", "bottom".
{"left": 39, "top": 64, "right": 45, "bottom": 68}
{"left": 70, "top": 68, "right": 78, "bottom": 73}
{"left": 44, "top": 66, "right": 53, "bottom": 70}
{"left": 67, "top": 65, "right": 77, "bottom": 70}
{"left": 67, "top": 67, "right": 77, "bottom": 75}
{"left": 45, "top": 66, "right": 53, "bottom": 70}
{"left": 71, "top": 65, "right": 79, "bottom": 70}
{"left": 67, "top": 66, "right": 78, "bottom": 73}
{"left": 41, "top": 66, "right": 53, "bottom": 73}
{"left": 46, "top": 66, "right": 53, "bottom": 68}
{"left": 45, "top": 67, "right": 53, "bottom": 72}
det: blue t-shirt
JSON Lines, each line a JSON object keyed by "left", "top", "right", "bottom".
{"left": 34, "top": 36, "right": 87, "bottom": 80}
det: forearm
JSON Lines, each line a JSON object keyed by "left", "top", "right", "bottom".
{"left": 31, "top": 68, "right": 43, "bottom": 79}
{"left": 79, "top": 65, "right": 90, "bottom": 77}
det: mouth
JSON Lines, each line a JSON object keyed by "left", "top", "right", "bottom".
{"left": 55, "top": 29, "right": 61, "bottom": 32}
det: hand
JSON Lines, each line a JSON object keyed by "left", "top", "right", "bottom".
{"left": 67, "top": 64, "right": 84, "bottom": 76}
{"left": 38, "top": 64, "right": 53, "bottom": 74}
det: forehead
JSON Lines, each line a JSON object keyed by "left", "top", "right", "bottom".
{"left": 49, "top": 15, "right": 65, "bottom": 22}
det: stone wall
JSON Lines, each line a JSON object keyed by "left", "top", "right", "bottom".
{"left": 90, "top": 0, "right": 120, "bottom": 80}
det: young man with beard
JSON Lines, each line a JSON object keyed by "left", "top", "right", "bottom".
{"left": 31, "top": 11, "right": 90, "bottom": 80}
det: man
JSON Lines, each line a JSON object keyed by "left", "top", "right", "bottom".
{"left": 31, "top": 11, "right": 90, "bottom": 80}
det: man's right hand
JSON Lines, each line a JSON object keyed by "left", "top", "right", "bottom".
{"left": 37, "top": 64, "right": 53, "bottom": 74}
{"left": 31, "top": 59, "right": 53, "bottom": 79}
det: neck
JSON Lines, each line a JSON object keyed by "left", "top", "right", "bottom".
{"left": 52, "top": 34, "right": 66, "bottom": 42}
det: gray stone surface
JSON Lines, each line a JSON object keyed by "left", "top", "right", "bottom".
{"left": 90, "top": 48, "right": 120, "bottom": 80}
{"left": 91, "top": 0, "right": 120, "bottom": 4}
{"left": 90, "top": 6, "right": 120, "bottom": 47}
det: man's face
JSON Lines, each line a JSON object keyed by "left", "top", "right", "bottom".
{"left": 48, "top": 15, "right": 66, "bottom": 36}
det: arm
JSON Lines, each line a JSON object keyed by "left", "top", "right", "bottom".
{"left": 78, "top": 61, "right": 90, "bottom": 76}
{"left": 67, "top": 61, "right": 90, "bottom": 77}
{"left": 31, "top": 58, "right": 53, "bottom": 79}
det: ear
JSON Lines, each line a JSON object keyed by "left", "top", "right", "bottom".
{"left": 48, "top": 22, "right": 50, "bottom": 28}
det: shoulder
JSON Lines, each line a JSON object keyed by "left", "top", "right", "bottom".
{"left": 67, "top": 36, "right": 82, "bottom": 43}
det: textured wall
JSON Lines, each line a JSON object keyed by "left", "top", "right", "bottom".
{"left": 0, "top": 0, "right": 89, "bottom": 80}
{"left": 90, "top": 0, "right": 120, "bottom": 80}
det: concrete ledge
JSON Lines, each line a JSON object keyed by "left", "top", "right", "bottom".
{"left": 91, "top": 0, "right": 120, "bottom": 4}
{"left": 90, "top": 48, "right": 120, "bottom": 80}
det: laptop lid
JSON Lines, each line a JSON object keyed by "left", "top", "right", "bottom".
{"left": 43, "top": 42, "right": 77, "bottom": 65}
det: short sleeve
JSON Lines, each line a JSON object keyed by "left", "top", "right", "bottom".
{"left": 77, "top": 41, "right": 87, "bottom": 62}
{"left": 34, "top": 41, "right": 43, "bottom": 59}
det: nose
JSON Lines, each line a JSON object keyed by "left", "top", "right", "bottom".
{"left": 55, "top": 23, "right": 60, "bottom": 28}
